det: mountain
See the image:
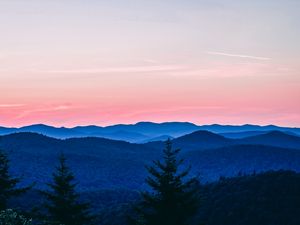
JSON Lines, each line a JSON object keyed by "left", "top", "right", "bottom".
{"left": 185, "top": 144, "right": 300, "bottom": 180}
{"left": 0, "top": 126, "right": 17, "bottom": 135}
{"left": 144, "top": 130, "right": 233, "bottom": 151}
{"left": 0, "top": 122, "right": 198, "bottom": 142}
{"left": 170, "top": 130, "right": 300, "bottom": 151}
{"left": 172, "top": 130, "right": 232, "bottom": 150}
{"left": 18, "top": 124, "right": 83, "bottom": 138}
{"left": 146, "top": 130, "right": 300, "bottom": 152}
{"left": 237, "top": 131, "right": 300, "bottom": 149}
{"left": 220, "top": 130, "right": 299, "bottom": 139}
{"left": 200, "top": 124, "right": 300, "bottom": 134}
{"left": 1, "top": 132, "right": 300, "bottom": 191}
{"left": 72, "top": 125, "right": 104, "bottom": 134}
{"left": 139, "top": 135, "right": 173, "bottom": 143}
{"left": 1, "top": 122, "right": 300, "bottom": 142}
{"left": 103, "top": 122, "right": 199, "bottom": 137}
{"left": 90, "top": 130, "right": 150, "bottom": 143}
{"left": 220, "top": 131, "right": 269, "bottom": 139}
{"left": 0, "top": 132, "right": 160, "bottom": 190}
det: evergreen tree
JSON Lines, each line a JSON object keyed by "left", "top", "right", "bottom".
{"left": 42, "top": 154, "right": 93, "bottom": 225}
{"left": 0, "top": 150, "right": 30, "bottom": 210}
{"left": 131, "top": 139, "right": 200, "bottom": 225}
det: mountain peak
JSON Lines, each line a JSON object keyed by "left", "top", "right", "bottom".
{"left": 177, "top": 130, "right": 228, "bottom": 140}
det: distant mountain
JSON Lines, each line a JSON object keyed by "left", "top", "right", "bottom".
{"left": 145, "top": 130, "right": 300, "bottom": 152}
{"left": 0, "top": 126, "right": 17, "bottom": 135}
{"left": 237, "top": 131, "right": 300, "bottom": 149}
{"left": 200, "top": 124, "right": 300, "bottom": 134}
{"left": 139, "top": 135, "right": 173, "bottom": 143}
{"left": 18, "top": 124, "right": 83, "bottom": 139}
{"left": 90, "top": 130, "right": 150, "bottom": 143}
{"left": 142, "top": 130, "right": 231, "bottom": 151}
{"left": 1, "top": 122, "right": 299, "bottom": 142}
{"left": 185, "top": 144, "right": 300, "bottom": 180}
{"left": 220, "top": 130, "right": 299, "bottom": 139}
{"left": 220, "top": 131, "right": 269, "bottom": 139}
{"left": 0, "top": 122, "right": 198, "bottom": 142}
{"left": 171, "top": 130, "right": 232, "bottom": 151}
{"left": 72, "top": 125, "right": 104, "bottom": 133}
{"left": 103, "top": 122, "right": 199, "bottom": 137}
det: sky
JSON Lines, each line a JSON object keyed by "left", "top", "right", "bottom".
{"left": 0, "top": 0, "right": 300, "bottom": 127}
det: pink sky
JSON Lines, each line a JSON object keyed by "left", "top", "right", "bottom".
{"left": 0, "top": 1, "right": 300, "bottom": 127}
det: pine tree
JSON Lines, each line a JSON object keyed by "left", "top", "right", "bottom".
{"left": 0, "top": 150, "right": 30, "bottom": 210}
{"left": 131, "top": 139, "right": 200, "bottom": 225}
{"left": 42, "top": 154, "right": 93, "bottom": 225}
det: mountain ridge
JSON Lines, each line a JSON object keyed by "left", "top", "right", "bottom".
{"left": 1, "top": 131, "right": 300, "bottom": 190}
{"left": 1, "top": 122, "right": 300, "bottom": 142}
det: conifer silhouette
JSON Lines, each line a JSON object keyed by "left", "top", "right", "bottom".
{"left": 0, "top": 150, "right": 30, "bottom": 210}
{"left": 131, "top": 139, "right": 200, "bottom": 225}
{"left": 42, "top": 154, "right": 93, "bottom": 225}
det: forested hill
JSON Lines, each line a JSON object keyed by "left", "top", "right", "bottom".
{"left": 198, "top": 170, "right": 300, "bottom": 225}
{"left": 1, "top": 132, "right": 300, "bottom": 190}
{"left": 98, "top": 170, "right": 300, "bottom": 225}
{"left": 15, "top": 170, "right": 300, "bottom": 225}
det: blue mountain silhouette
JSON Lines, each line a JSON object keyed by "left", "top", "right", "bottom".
{"left": 1, "top": 122, "right": 299, "bottom": 142}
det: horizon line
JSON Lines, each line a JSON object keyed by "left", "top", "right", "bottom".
{"left": 1, "top": 121, "right": 299, "bottom": 129}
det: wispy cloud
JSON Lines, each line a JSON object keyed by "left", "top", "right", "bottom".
{"left": 0, "top": 104, "right": 25, "bottom": 108}
{"left": 15, "top": 105, "right": 72, "bottom": 119}
{"left": 39, "top": 65, "right": 184, "bottom": 74}
{"left": 206, "top": 51, "right": 271, "bottom": 61}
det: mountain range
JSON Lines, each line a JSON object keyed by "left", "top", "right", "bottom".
{"left": 1, "top": 129, "right": 300, "bottom": 191}
{"left": 0, "top": 122, "right": 299, "bottom": 142}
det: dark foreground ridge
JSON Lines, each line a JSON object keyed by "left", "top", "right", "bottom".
{"left": 13, "top": 170, "right": 300, "bottom": 225}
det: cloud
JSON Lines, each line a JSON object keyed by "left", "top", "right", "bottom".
{"left": 15, "top": 105, "right": 72, "bottom": 119}
{"left": 37, "top": 65, "right": 184, "bottom": 74}
{"left": 0, "top": 104, "right": 25, "bottom": 108}
{"left": 206, "top": 51, "right": 271, "bottom": 61}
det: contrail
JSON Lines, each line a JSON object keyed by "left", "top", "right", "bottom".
{"left": 206, "top": 51, "right": 271, "bottom": 61}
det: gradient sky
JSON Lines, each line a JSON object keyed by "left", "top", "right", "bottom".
{"left": 1, "top": 0, "right": 300, "bottom": 127}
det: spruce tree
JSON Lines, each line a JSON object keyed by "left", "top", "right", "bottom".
{"left": 131, "top": 139, "right": 200, "bottom": 225}
{"left": 0, "top": 150, "right": 29, "bottom": 210}
{"left": 42, "top": 154, "right": 93, "bottom": 225}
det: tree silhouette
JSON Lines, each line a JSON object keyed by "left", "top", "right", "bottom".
{"left": 0, "top": 150, "right": 30, "bottom": 210}
{"left": 42, "top": 154, "right": 93, "bottom": 225}
{"left": 131, "top": 139, "right": 200, "bottom": 225}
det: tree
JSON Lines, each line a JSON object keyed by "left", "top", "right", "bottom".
{"left": 130, "top": 139, "right": 200, "bottom": 225}
{"left": 0, "top": 150, "right": 30, "bottom": 210}
{"left": 42, "top": 154, "right": 93, "bottom": 225}
{"left": 0, "top": 209, "right": 32, "bottom": 225}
